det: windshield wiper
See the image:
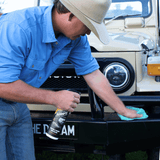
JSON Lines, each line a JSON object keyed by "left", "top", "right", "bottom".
{"left": 105, "top": 13, "right": 141, "bottom": 25}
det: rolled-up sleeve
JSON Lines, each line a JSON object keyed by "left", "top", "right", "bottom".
{"left": 0, "top": 21, "right": 28, "bottom": 83}
{"left": 68, "top": 36, "right": 99, "bottom": 75}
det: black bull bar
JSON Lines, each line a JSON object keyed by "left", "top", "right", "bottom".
{"left": 32, "top": 88, "right": 160, "bottom": 154}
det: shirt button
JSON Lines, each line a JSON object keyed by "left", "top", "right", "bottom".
{"left": 56, "top": 42, "right": 58, "bottom": 45}
{"left": 32, "top": 65, "right": 34, "bottom": 68}
{"left": 39, "top": 77, "right": 42, "bottom": 79}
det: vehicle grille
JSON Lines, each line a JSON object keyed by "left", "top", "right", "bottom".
{"left": 40, "top": 76, "right": 88, "bottom": 93}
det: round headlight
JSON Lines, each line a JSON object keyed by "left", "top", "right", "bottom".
{"left": 103, "top": 63, "right": 130, "bottom": 89}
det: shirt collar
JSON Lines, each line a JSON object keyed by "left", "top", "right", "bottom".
{"left": 42, "top": 5, "right": 57, "bottom": 43}
{"left": 42, "top": 5, "right": 72, "bottom": 46}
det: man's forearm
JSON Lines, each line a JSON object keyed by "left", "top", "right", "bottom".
{"left": 0, "top": 80, "right": 53, "bottom": 104}
{"left": 83, "top": 70, "right": 127, "bottom": 115}
{"left": 0, "top": 79, "right": 80, "bottom": 112}
{"left": 84, "top": 70, "right": 143, "bottom": 119}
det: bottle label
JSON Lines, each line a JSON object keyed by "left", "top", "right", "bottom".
{"left": 46, "top": 110, "right": 69, "bottom": 140}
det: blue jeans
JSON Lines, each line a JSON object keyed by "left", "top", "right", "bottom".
{"left": 0, "top": 98, "right": 35, "bottom": 160}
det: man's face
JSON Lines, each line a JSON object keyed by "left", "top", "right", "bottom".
{"left": 63, "top": 15, "right": 91, "bottom": 40}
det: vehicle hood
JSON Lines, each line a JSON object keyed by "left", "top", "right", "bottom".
{"left": 87, "top": 31, "right": 154, "bottom": 52}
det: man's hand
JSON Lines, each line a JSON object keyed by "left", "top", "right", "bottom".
{"left": 120, "top": 108, "right": 143, "bottom": 119}
{"left": 53, "top": 90, "right": 80, "bottom": 112}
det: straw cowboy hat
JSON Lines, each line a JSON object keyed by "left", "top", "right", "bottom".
{"left": 60, "top": 0, "right": 112, "bottom": 44}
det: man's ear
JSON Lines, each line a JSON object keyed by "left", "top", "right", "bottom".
{"left": 68, "top": 13, "right": 74, "bottom": 21}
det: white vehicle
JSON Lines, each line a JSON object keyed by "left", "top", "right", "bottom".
{"left": 1, "top": 0, "right": 160, "bottom": 159}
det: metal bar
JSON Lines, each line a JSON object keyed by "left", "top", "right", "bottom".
{"left": 119, "top": 96, "right": 160, "bottom": 105}
{"left": 87, "top": 87, "right": 104, "bottom": 120}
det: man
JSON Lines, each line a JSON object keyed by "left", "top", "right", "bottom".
{"left": 0, "top": 0, "right": 142, "bottom": 159}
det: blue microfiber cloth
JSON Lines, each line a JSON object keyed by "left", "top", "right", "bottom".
{"left": 118, "top": 106, "right": 148, "bottom": 121}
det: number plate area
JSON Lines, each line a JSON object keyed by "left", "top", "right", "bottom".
{"left": 32, "top": 120, "right": 78, "bottom": 140}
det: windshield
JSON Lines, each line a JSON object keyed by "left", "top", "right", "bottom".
{"left": 105, "top": 0, "right": 151, "bottom": 19}
{"left": 0, "top": 0, "right": 151, "bottom": 17}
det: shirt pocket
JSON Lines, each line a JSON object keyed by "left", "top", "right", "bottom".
{"left": 26, "top": 57, "right": 46, "bottom": 70}
{"left": 20, "top": 57, "right": 46, "bottom": 82}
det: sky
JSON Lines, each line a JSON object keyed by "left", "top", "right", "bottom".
{"left": 0, "top": 0, "right": 53, "bottom": 13}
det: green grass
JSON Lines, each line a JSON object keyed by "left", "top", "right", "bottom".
{"left": 36, "top": 151, "right": 109, "bottom": 160}
{"left": 125, "top": 150, "right": 148, "bottom": 160}
{"left": 36, "top": 150, "right": 148, "bottom": 160}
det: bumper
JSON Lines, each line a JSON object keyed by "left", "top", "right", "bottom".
{"left": 32, "top": 111, "right": 160, "bottom": 154}
{"left": 32, "top": 89, "right": 160, "bottom": 154}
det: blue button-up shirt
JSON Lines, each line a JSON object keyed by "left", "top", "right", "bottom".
{"left": 0, "top": 5, "right": 99, "bottom": 88}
